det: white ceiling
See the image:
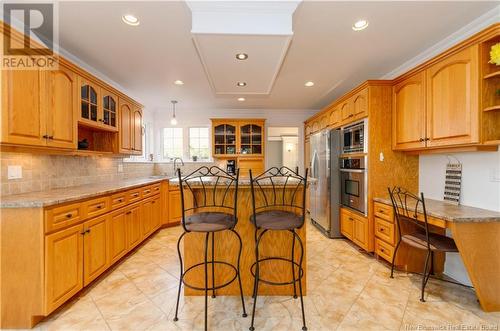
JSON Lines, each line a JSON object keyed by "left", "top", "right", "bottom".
{"left": 57, "top": 1, "right": 498, "bottom": 112}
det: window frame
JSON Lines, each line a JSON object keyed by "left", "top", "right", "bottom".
{"left": 161, "top": 127, "right": 184, "bottom": 161}
{"left": 188, "top": 127, "right": 211, "bottom": 162}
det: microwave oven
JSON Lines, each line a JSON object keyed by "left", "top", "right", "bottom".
{"left": 340, "top": 119, "right": 367, "bottom": 154}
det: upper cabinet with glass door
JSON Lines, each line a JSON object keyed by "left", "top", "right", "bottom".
{"left": 239, "top": 121, "right": 263, "bottom": 155}
{"left": 213, "top": 121, "right": 238, "bottom": 156}
{"left": 78, "top": 77, "right": 118, "bottom": 132}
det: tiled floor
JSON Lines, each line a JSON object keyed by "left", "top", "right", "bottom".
{"left": 37, "top": 223, "right": 500, "bottom": 331}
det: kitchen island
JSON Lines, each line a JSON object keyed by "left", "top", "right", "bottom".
{"left": 169, "top": 177, "right": 307, "bottom": 296}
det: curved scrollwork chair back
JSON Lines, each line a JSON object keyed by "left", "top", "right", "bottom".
{"left": 249, "top": 166, "right": 308, "bottom": 227}
{"left": 388, "top": 186, "right": 430, "bottom": 249}
{"left": 177, "top": 166, "right": 239, "bottom": 232}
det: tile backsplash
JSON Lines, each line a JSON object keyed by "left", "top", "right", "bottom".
{"left": 0, "top": 153, "right": 228, "bottom": 196}
{"left": 0, "top": 152, "right": 155, "bottom": 196}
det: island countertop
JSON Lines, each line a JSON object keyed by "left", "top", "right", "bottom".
{"left": 0, "top": 177, "right": 170, "bottom": 208}
{"left": 373, "top": 197, "right": 500, "bottom": 223}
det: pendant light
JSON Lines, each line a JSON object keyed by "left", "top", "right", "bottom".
{"left": 170, "top": 100, "right": 178, "bottom": 125}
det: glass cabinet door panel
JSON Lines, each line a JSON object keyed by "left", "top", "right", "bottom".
{"left": 215, "top": 135, "right": 225, "bottom": 144}
{"left": 251, "top": 125, "right": 261, "bottom": 134}
{"left": 226, "top": 134, "right": 236, "bottom": 144}
{"left": 226, "top": 145, "right": 236, "bottom": 154}
{"left": 89, "top": 87, "right": 97, "bottom": 104}
{"left": 81, "top": 102, "right": 89, "bottom": 119}
{"left": 252, "top": 145, "right": 262, "bottom": 154}
{"left": 215, "top": 125, "right": 225, "bottom": 135}
{"left": 90, "top": 104, "right": 98, "bottom": 121}
{"left": 226, "top": 125, "right": 236, "bottom": 135}
{"left": 215, "top": 145, "right": 224, "bottom": 155}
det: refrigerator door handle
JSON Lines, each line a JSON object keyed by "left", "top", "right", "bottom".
{"left": 311, "top": 150, "right": 319, "bottom": 179}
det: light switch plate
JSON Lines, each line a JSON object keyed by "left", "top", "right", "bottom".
{"left": 7, "top": 165, "right": 22, "bottom": 179}
{"left": 117, "top": 164, "right": 123, "bottom": 173}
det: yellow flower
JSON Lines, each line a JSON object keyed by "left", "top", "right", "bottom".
{"left": 490, "top": 43, "right": 500, "bottom": 66}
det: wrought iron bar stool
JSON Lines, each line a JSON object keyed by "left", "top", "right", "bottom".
{"left": 248, "top": 166, "right": 309, "bottom": 331}
{"left": 388, "top": 186, "right": 459, "bottom": 302}
{"left": 173, "top": 166, "right": 247, "bottom": 331}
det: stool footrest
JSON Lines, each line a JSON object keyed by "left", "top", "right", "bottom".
{"left": 250, "top": 257, "right": 304, "bottom": 286}
{"left": 182, "top": 260, "right": 238, "bottom": 291}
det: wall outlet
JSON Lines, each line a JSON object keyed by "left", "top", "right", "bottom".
{"left": 379, "top": 152, "right": 385, "bottom": 162}
{"left": 7, "top": 165, "right": 22, "bottom": 179}
{"left": 117, "top": 164, "right": 124, "bottom": 173}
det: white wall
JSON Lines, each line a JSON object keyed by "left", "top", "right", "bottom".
{"left": 419, "top": 150, "right": 500, "bottom": 285}
{"left": 151, "top": 108, "right": 315, "bottom": 174}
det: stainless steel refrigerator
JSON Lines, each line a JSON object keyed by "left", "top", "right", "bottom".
{"left": 309, "top": 129, "right": 342, "bottom": 238}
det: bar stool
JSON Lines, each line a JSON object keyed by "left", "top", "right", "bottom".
{"left": 248, "top": 166, "right": 309, "bottom": 331}
{"left": 388, "top": 186, "right": 459, "bottom": 302}
{"left": 173, "top": 166, "right": 247, "bottom": 331}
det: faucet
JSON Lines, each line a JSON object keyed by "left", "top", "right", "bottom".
{"left": 173, "top": 157, "right": 184, "bottom": 176}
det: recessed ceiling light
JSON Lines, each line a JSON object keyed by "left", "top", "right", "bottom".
{"left": 236, "top": 53, "right": 248, "bottom": 60}
{"left": 305, "top": 81, "right": 315, "bottom": 87}
{"left": 237, "top": 97, "right": 246, "bottom": 102}
{"left": 352, "top": 20, "right": 368, "bottom": 31}
{"left": 174, "top": 80, "right": 184, "bottom": 85}
{"left": 237, "top": 82, "right": 247, "bottom": 87}
{"left": 122, "top": 14, "right": 140, "bottom": 26}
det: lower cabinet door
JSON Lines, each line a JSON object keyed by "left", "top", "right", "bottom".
{"left": 45, "top": 223, "right": 84, "bottom": 314}
{"left": 109, "top": 209, "right": 128, "bottom": 264}
{"left": 151, "top": 196, "right": 161, "bottom": 231}
{"left": 127, "top": 205, "right": 142, "bottom": 248}
{"left": 353, "top": 214, "right": 369, "bottom": 250}
{"left": 142, "top": 199, "right": 153, "bottom": 237}
{"left": 168, "top": 190, "right": 182, "bottom": 223}
{"left": 340, "top": 209, "right": 353, "bottom": 240}
{"left": 83, "top": 215, "right": 109, "bottom": 286}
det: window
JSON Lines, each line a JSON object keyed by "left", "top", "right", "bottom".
{"left": 163, "top": 127, "right": 183, "bottom": 159}
{"left": 189, "top": 127, "right": 210, "bottom": 160}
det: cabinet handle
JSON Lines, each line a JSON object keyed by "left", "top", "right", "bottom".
{"left": 80, "top": 231, "right": 86, "bottom": 235}
{"left": 425, "top": 138, "right": 430, "bottom": 141}
{"left": 349, "top": 217, "right": 353, "bottom": 221}
{"left": 126, "top": 211, "right": 132, "bottom": 215}
{"left": 96, "top": 205, "right": 103, "bottom": 209}
{"left": 117, "top": 198, "right": 123, "bottom": 203}
{"left": 43, "top": 135, "right": 49, "bottom": 139}
{"left": 132, "top": 193, "right": 139, "bottom": 197}
{"left": 144, "top": 190, "right": 151, "bottom": 194}
{"left": 98, "top": 119, "right": 103, "bottom": 122}
{"left": 380, "top": 248, "right": 385, "bottom": 253}
{"left": 379, "top": 228, "right": 384, "bottom": 232}
{"left": 378, "top": 209, "right": 385, "bottom": 214}
{"left": 66, "top": 213, "right": 73, "bottom": 218}
{"left": 48, "top": 136, "right": 54, "bottom": 140}
{"left": 419, "top": 138, "right": 424, "bottom": 142}
{"left": 86, "top": 229, "right": 91, "bottom": 234}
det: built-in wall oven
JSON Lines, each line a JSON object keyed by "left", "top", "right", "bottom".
{"left": 340, "top": 156, "right": 367, "bottom": 215}
{"left": 341, "top": 119, "right": 367, "bottom": 154}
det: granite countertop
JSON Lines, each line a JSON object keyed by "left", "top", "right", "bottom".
{"left": 0, "top": 177, "right": 170, "bottom": 208}
{"left": 373, "top": 197, "right": 500, "bottom": 223}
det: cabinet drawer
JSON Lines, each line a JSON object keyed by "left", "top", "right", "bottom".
{"left": 45, "top": 203, "right": 82, "bottom": 233}
{"left": 340, "top": 208, "right": 354, "bottom": 240}
{"left": 151, "top": 183, "right": 161, "bottom": 195}
{"left": 128, "top": 188, "right": 142, "bottom": 203}
{"left": 374, "top": 202, "right": 393, "bottom": 222}
{"left": 375, "top": 217, "right": 395, "bottom": 245}
{"left": 142, "top": 185, "right": 154, "bottom": 198}
{"left": 82, "top": 197, "right": 110, "bottom": 219}
{"left": 111, "top": 192, "right": 127, "bottom": 210}
{"left": 375, "top": 238, "right": 394, "bottom": 262}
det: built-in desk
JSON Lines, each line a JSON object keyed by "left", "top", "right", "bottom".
{"left": 373, "top": 197, "right": 500, "bottom": 312}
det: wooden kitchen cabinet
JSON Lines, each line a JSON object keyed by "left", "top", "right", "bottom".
{"left": 45, "top": 223, "right": 84, "bottom": 313}
{"left": 352, "top": 212, "right": 369, "bottom": 250}
{"left": 119, "top": 98, "right": 133, "bottom": 153}
{"left": 150, "top": 196, "right": 162, "bottom": 231}
{"left": 132, "top": 107, "right": 143, "bottom": 153}
{"left": 101, "top": 89, "right": 119, "bottom": 131}
{"left": 1, "top": 66, "right": 77, "bottom": 149}
{"left": 108, "top": 209, "right": 128, "bottom": 264}
{"left": 142, "top": 198, "right": 154, "bottom": 237}
{"left": 340, "top": 100, "right": 352, "bottom": 121}
{"left": 426, "top": 45, "right": 479, "bottom": 147}
{"left": 1, "top": 68, "right": 46, "bottom": 147}
{"left": 83, "top": 215, "right": 109, "bottom": 286}
{"left": 392, "top": 71, "right": 427, "bottom": 150}
{"left": 329, "top": 107, "right": 341, "bottom": 127}
{"left": 169, "top": 189, "right": 182, "bottom": 223}
{"left": 45, "top": 64, "right": 78, "bottom": 149}
{"left": 126, "top": 204, "right": 142, "bottom": 248}
{"left": 352, "top": 88, "right": 368, "bottom": 120}
{"left": 340, "top": 208, "right": 354, "bottom": 240}
{"left": 78, "top": 77, "right": 101, "bottom": 128}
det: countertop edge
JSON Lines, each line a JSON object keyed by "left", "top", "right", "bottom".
{"left": 373, "top": 197, "right": 500, "bottom": 223}
{"left": 0, "top": 177, "right": 169, "bottom": 209}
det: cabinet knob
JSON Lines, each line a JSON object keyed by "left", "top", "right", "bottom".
{"left": 419, "top": 138, "right": 424, "bottom": 142}
{"left": 66, "top": 213, "right": 72, "bottom": 218}
{"left": 380, "top": 228, "right": 384, "bottom": 232}
{"left": 43, "top": 135, "right": 49, "bottom": 139}
{"left": 96, "top": 205, "right": 103, "bottom": 209}
{"left": 425, "top": 137, "right": 430, "bottom": 141}
{"left": 349, "top": 114, "right": 354, "bottom": 118}
{"left": 126, "top": 211, "right": 132, "bottom": 215}
{"left": 117, "top": 198, "right": 123, "bottom": 203}
{"left": 378, "top": 209, "right": 385, "bottom": 214}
